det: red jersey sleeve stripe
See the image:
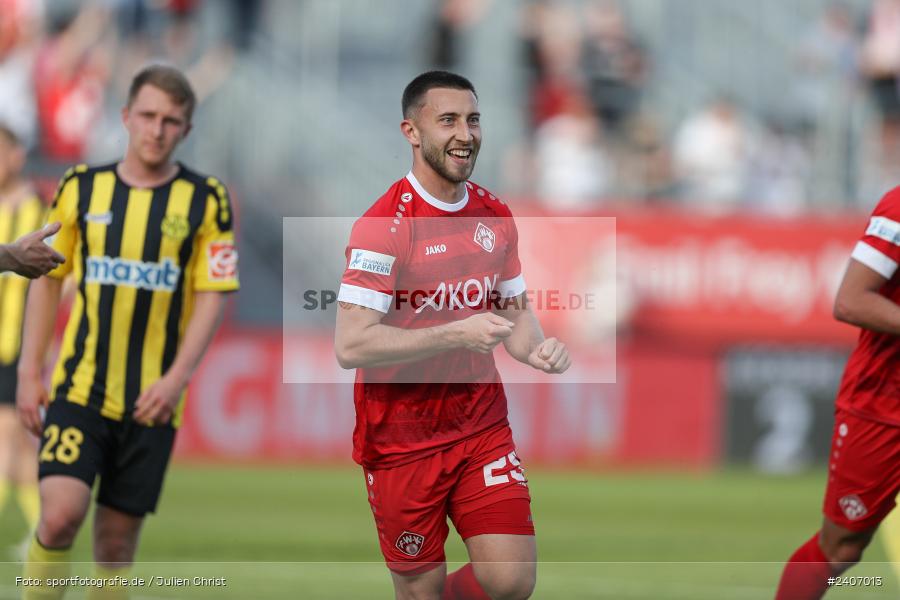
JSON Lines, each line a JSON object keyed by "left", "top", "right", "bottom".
{"left": 338, "top": 283, "right": 392, "bottom": 313}
{"left": 497, "top": 273, "right": 526, "bottom": 298}
{"left": 852, "top": 241, "right": 898, "bottom": 279}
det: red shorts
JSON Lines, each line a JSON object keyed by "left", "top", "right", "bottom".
{"left": 363, "top": 424, "right": 534, "bottom": 575}
{"left": 823, "top": 408, "right": 900, "bottom": 531}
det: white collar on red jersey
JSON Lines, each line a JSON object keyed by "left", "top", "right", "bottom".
{"left": 405, "top": 171, "right": 470, "bottom": 213}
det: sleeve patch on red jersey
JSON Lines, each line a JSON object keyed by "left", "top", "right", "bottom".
{"left": 866, "top": 216, "right": 900, "bottom": 245}
{"left": 207, "top": 241, "right": 238, "bottom": 281}
{"left": 348, "top": 249, "right": 396, "bottom": 275}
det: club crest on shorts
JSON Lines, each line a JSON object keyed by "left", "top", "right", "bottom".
{"left": 839, "top": 495, "right": 868, "bottom": 521}
{"left": 473, "top": 222, "right": 495, "bottom": 253}
{"left": 395, "top": 531, "right": 425, "bottom": 557}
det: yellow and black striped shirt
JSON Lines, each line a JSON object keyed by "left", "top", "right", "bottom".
{"left": 0, "top": 192, "right": 46, "bottom": 366}
{"left": 45, "top": 162, "right": 239, "bottom": 426}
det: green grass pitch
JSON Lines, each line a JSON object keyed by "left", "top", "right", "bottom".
{"left": 1, "top": 465, "right": 897, "bottom": 598}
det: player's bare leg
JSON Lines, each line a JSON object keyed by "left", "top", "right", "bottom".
{"left": 12, "top": 412, "right": 39, "bottom": 506}
{"left": 464, "top": 534, "right": 536, "bottom": 600}
{"left": 7, "top": 407, "right": 40, "bottom": 557}
{"left": 819, "top": 516, "right": 876, "bottom": 572}
{"left": 390, "top": 562, "right": 447, "bottom": 600}
{"left": 37, "top": 475, "right": 92, "bottom": 547}
{"left": 20, "top": 476, "right": 91, "bottom": 599}
{"left": 93, "top": 505, "right": 145, "bottom": 565}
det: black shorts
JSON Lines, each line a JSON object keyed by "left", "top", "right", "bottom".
{"left": 0, "top": 362, "right": 17, "bottom": 405}
{"left": 38, "top": 400, "right": 176, "bottom": 516}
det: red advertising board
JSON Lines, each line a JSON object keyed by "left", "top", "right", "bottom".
{"left": 512, "top": 205, "right": 862, "bottom": 346}
{"left": 613, "top": 208, "right": 861, "bottom": 346}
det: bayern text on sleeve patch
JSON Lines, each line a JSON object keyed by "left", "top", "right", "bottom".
{"left": 866, "top": 216, "right": 900, "bottom": 245}
{"left": 348, "top": 249, "right": 396, "bottom": 276}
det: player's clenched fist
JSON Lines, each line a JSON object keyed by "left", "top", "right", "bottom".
{"left": 454, "top": 313, "right": 515, "bottom": 354}
{"left": 527, "top": 337, "right": 571, "bottom": 374}
{"left": 3, "top": 222, "right": 66, "bottom": 278}
{"left": 16, "top": 373, "right": 49, "bottom": 436}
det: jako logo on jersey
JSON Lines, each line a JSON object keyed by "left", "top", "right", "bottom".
{"left": 839, "top": 495, "right": 868, "bottom": 521}
{"left": 395, "top": 531, "right": 425, "bottom": 557}
{"left": 415, "top": 274, "right": 498, "bottom": 313}
{"left": 349, "top": 249, "right": 396, "bottom": 275}
{"left": 425, "top": 244, "right": 447, "bottom": 256}
{"left": 86, "top": 257, "right": 180, "bottom": 291}
{"left": 866, "top": 216, "right": 900, "bottom": 245}
{"left": 400, "top": 192, "right": 413, "bottom": 203}
{"left": 474, "top": 222, "right": 496, "bottom": 253}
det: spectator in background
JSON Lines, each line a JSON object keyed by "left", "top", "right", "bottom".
{"left": 792, "top": 2, "right": 860, "bottom": 206}
{"left": 521, "top": 0, "right": 584, "bottom": 129}
{"left": 617, "top": 113, "right": 677, "bottom": 201}
{"left": 430, "top": 0, "right": 492, "bottom": 69}
{"left": 856, "top": 0, "right": 900, "bottom": 208}
{"left": 0, "top": 0, "right": 43, "bottom": 151}
{"left": 673, "top": 95, "right": 755, "bottom": 212}
{"left": 147, "top": 1, "right": 234, "bottom": 103}
{"left": 534, "top": 92, "right": 613, "bottom": 208}
{"left": 746, "top": 117, "right": 812, "bottom": 217}
{"left": 226, "top": 0, "right": 264, "bottom": 53}
{"left": 861, "top": 0, "right": 900, "bottom": 126}
{"left": 794, "top": 2, "right": 860, "bottom": 125}
{"left": 34, "top": 2, "right": 112, "bottom": 164}
{"left": 580, "top": 0, "right": 647, "bottom": 138}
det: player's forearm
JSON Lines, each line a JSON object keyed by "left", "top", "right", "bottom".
{"left": 164, "top": 291, "right": 227, "bottom": 387}
{"left": 834, "top": 290, "right": 900, "bottom": 336}
{"left": 336, "top": 320, "right": 464, "bottom": 369}
{"left": 18, "top": 277, "right": 63, "bottom": 377}
{"left": 501, "top": 306, "right": 545, "bottom": 364}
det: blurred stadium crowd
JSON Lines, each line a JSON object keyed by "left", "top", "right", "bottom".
{"left": 1, "top": 0, "right": 898, "bottom": 323}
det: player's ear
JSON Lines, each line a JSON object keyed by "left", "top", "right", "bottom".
{"left": 400, "top": 119, "right": 420, "bottom": 147}
{"left": 182, "top": 122, "right": 193, "bottom": 140}
{"left": 121, "top": 105, "right": 130, "bottom": 126}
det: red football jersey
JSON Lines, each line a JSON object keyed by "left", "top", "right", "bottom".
{"left": 837, "top": 186, "right": 900, "bottom": 425}
{"left": 339, "top": 172, "right": 526, "bottom": 468}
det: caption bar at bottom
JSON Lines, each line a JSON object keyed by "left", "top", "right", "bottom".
{"left": 16, "top": 576, "right": 227, "bottom": 589}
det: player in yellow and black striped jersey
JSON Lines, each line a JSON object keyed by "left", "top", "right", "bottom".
{"left": 0, "top": 124, "right": 47, "bottom": 558}
{"left": 16, "top": 65, "right": 238, "bottom": 599}
{"left": 41, "top": 160, "right": 237, "bottom": 425}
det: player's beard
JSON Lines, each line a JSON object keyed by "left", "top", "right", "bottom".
{"left": 421, "top": 137, "right": 478, "bottom": 184}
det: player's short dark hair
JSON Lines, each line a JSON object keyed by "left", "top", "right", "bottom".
{"left": 402, "top": 71, "right": 477, "bottom": 118}
{"left": 127, "top": 64, "right": 197, "bottom": 121}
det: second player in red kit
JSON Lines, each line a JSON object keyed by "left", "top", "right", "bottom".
{"left": 775, "top": 185, "right": 900, "bottom": 599}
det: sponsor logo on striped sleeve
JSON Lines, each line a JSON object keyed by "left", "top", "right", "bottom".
{"left": 348, "top": 249, "right": 395, "bottom": 275}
